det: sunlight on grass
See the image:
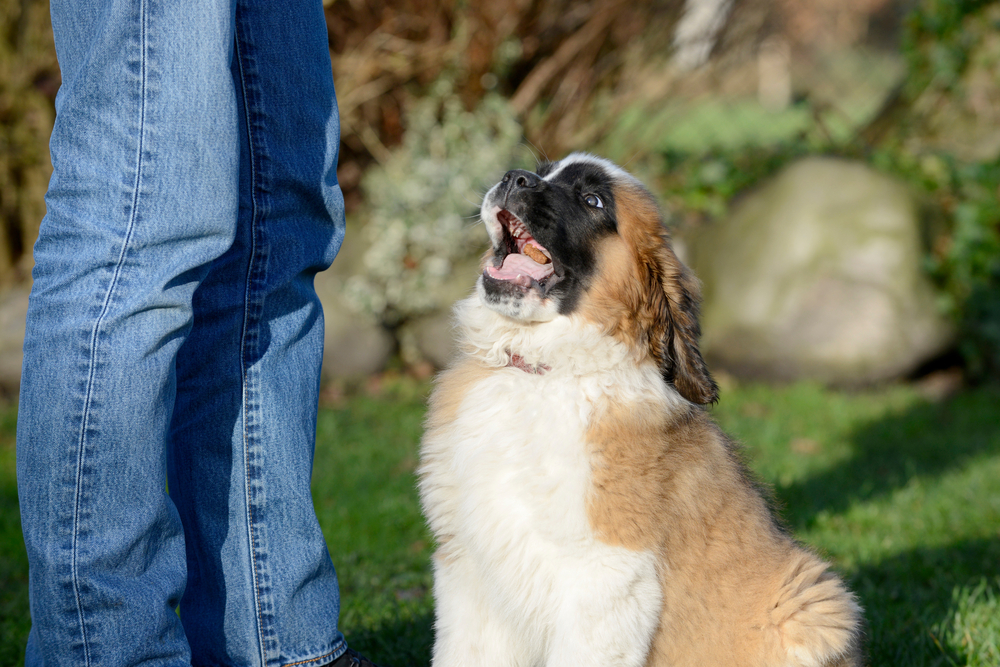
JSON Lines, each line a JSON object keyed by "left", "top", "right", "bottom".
{"left": 934, "top": 578, "right": 1000, "bottom": 667}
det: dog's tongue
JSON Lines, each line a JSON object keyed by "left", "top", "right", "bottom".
{"left": 487, "top": 253, "right": 554, "bottom": 286}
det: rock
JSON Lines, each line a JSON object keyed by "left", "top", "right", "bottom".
{"left": 0, "top": 286, "right": 29, "bottom": 399}
{"left": 316, "top": 274, "right": 396, "bottom": 379}
{"left": 405, "top": 313, "right": 458, "bottom": 369}
{"left": 316, "top": 228, "right": 396, "bottom": 379}
{"left": 688, "top": 157, "right": 954, "bottom": 385}
{"left": 396, "top": 254, "right": 481, "bottom": 370}
{"left": 320, "top": 316, "right": 395, "bottom": 379}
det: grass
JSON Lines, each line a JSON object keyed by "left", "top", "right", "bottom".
{"left": 0, "top": 405, "right": 29, "bottom": 665}
{"left": 1, "top": 378, "right": 998, "bottom": 666}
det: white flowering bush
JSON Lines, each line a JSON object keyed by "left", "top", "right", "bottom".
{"left": 345, "top": 80, "right": 526, "bottom": 326}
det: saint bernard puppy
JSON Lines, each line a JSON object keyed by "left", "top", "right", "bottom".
{"left": 418, "top": 154, "right": 863, "bottom": 667}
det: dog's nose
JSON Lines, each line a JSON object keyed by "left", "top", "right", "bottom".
{"left": 502, "top": 169, "right": 540, "bottom": 189}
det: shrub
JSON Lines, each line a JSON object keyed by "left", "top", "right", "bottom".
{"left": 344, "top": 80, "right": 525, "bottom": 328}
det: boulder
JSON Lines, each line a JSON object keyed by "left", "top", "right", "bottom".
{"left": 0, "top": 286, "right": 29, "bottom": 399}
{"left": 688, "top": 157, "right": 953, "bottom": 385}
{"left": 396, "top": 254, "right": 481, "bottom": 370}
{"left": 404, "top": 312, "right": 458, "bottom": 369}
{"left": 316, "top": 227, "right": 395, "bottom": 380}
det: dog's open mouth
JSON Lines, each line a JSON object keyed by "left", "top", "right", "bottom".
{"left": 485, "top": 210, "right": 557, "bottom": 290}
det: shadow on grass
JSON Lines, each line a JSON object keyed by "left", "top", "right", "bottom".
{"left": 774, "top": 387, "right": 1000, "bottom": 530}
{"left": 347, "top": 607, "right": 433, "bottom": 667}
{"left": 0, "top": 501, "right": 30, "bottom": 666}
{"left": 853, "top": 535, "right": 1000, "bottom": 667}
{"left": 0, "top": 404, "right": 30, "bottom": 665}
{"left": 342, "top": 539, "right": 1000, "bottom": 667}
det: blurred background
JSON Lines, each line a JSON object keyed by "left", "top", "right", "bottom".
{"left": 0, "top": 0, "right": 998, "bottom": 392}
{"left": 1, "top": 2, "right": 1000, "bottom": 664}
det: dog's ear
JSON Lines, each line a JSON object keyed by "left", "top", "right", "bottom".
{"left": 618, "top": 186, "right": 718, "bottom": 405}
{"left": 650, "top": 241, "right": 718, "bottom": 405}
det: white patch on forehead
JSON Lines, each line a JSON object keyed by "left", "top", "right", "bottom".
{"left": 543, "top": 152, "right": 639, "bottom": 185}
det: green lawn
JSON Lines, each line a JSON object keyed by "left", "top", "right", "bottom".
{"left": 1, "top": 379, "right": 998, "bottom": 666}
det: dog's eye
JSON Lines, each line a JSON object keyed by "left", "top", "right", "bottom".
{"left": 584, "top": 194, "right": 604, "bottom": 209}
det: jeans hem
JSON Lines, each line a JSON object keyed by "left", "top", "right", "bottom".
{"left": 189, "top": 639, "right": 346, "bottom": 667}
{"left": 281, "top": 639, "right": 348, "bottom": 667}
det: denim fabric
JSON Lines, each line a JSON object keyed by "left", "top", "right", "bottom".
{"left": 17, "top": 0, "right": 347, "bottom": 665}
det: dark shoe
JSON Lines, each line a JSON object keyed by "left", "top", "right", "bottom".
{"left": 326, "top": 647, "right": 385, "bottom": 667}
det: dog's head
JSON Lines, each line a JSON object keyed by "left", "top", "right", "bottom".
{"left": 477, "top": 153, "right": 718, "bottom": 404}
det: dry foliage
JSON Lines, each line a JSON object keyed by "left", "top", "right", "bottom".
{"left": 0, "top": 0, "right": 901, "bottom": 287}
{"left": 326, "top": 0, "right": 907, "bottom": 185}
{"left": 326, "top": 0, "right": 711, "bottom": 205}
{"left": 0, "top": 0, "right": 58, "bottom": 286}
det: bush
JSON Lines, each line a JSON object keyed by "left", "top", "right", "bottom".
{"left": 894, "top": 0, "right": 1000, "bottom": 380}
{"left": 344, "top": 80, "right": 525, "bottom": 328}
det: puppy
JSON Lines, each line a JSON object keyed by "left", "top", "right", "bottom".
{"left": 418, "top": 154, "right": 863, "bottom": 667}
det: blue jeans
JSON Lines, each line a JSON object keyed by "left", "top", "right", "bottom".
{"left": 16, "top": 0, "right": 347, "bottom": 665}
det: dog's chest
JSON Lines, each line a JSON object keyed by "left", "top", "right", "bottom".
{"left": 423, "top": 364, "right": 664, "bottom": 640}
{"left": 442, "top": 369, "right": 600, "bottom": 545}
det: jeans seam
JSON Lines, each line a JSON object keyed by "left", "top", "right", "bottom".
{"left": 235, "top": 17, "right": 270, "bottom": 667}
{"left": 71, "top": 0, "right": 148, "bottom": 663}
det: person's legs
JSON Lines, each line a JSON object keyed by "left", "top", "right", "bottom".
{"left": 165, "top": 1, "right": 347, "bottom": 665}
{"left": 17, "top": 0, "right": 239, "bottom": 664}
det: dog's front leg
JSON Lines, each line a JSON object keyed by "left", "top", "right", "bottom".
{"left": 544, "top": 556, "right": 662, "bottom": 667}
{"left": 431, "top": 555, "right": 536, "bottom": 667}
